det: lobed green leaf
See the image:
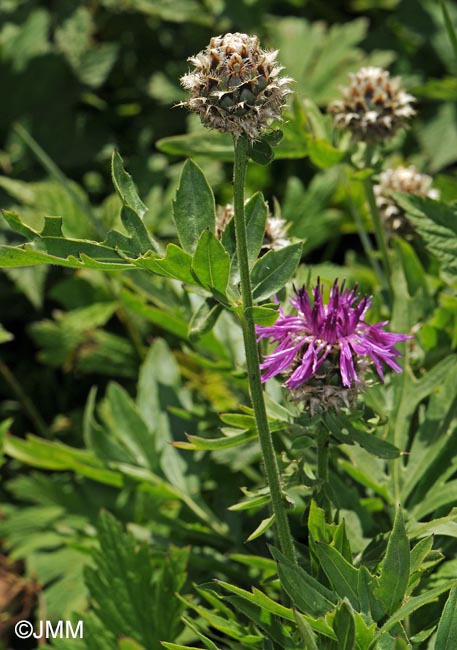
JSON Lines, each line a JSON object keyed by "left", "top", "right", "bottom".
{"left": 333, "top": 600, "right": 356, "bottom": 650}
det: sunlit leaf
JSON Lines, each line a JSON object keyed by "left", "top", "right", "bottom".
{"left": 173, "top": 160, "right": 215, "bottom": 254}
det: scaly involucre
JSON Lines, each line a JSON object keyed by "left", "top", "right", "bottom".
{"left": 328, "top": 67, "right": 415, "bottom": 142}
{"left": 180, "top": 33, "right": 292, "bottom": 141}
{"left": 256, "top": 280, "right": 411, "bottom": 413}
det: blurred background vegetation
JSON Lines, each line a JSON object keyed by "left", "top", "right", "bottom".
{"left": 1, "top": 1, "right": 457, "bottom": 648}
{"left": 1, "top": 0, "right": 457, "bottom": 428}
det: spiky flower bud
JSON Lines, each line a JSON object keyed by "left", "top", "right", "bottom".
{"left": 374, "top": 166, "right": 440, "bottom": 238}
{"left": 328, "top": 67, "right": 416, "bottom": 142}
{"left": 180, "top": 33, "right": 292, "bottom": 141}
{"left": 216, "top": 203, "right": 291, "bottom": 251}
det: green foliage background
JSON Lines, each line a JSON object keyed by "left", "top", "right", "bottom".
{"left": 1, "top": 1, "right": 457, "bottom": 649}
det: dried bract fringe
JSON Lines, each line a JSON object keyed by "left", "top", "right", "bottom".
{"left": 216, "top": 204, "right": 235, "bottom": 238}
{"left": 263, "top": 216, "right": 291, "bottom": 251}
{"left": 328, "top": 67, "right": 416, "bottom": 142}
{"left": 180, "top": 33, "right": 292, "bottom": 141}
{"left": 374, "top": 166, "right": 440, "bottom": 238}
{"left": 216, "top": 203, "right": 291, "bottom": 250}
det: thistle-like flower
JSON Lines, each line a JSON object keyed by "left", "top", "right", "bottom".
{"left": 374, "top": 166, "right": 440, "bottom": 238}
{"left": 180, "top": 33, "right": 292, "bottom": 141}
{"left": 328, "top": 67, "right": 416, "bottom": 142}
{"left": 216, "top": 203, "right": 291, "bottom": 250}
{"left": 257, "top": 280, "right": 411, "bottom": 413}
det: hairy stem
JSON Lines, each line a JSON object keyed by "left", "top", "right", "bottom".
{"left": 232, "top": 135, "right": 297, "bottom": 565}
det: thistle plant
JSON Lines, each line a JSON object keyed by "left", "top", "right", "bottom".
{"left": 262, "top": 214, "right": 291, "bottom": 250}
{"left": 215, "top": 203, "right": 234, "bottom": 238}
{"left": 2, "top": 10, "right": 457, "bottom": 650}
{"left": 182, "top": 32, "right": 297, "bottom": 564}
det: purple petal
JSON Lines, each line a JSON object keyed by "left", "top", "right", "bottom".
{"left": 339, "top": 340, "right": 359, "bottom": 387}
{"left": 285, "top": 344, "right": 317, "bottom": 388}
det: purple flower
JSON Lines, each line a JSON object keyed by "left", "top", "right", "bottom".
{"left": 257, "top": 280, "right": 411, "bottom": 391}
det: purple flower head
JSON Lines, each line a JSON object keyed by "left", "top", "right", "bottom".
{"left": 257, "top": 279, "right": 411, "bottom": 395}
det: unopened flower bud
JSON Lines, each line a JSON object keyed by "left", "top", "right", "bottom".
{"left": 328, "top": 67, "right": 416, "bottom": 142}
{"left": 216, "top": 203, "right": 291, "bottom": 251}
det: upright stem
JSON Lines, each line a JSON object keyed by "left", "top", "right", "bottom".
{"left": 316, "top": 430, "right": 329, "bottom": 484}
{"left": 14, "top": 123, "right": 104, "bottom": 238}
{"left": 439, "top": 0, "right": 457, "bottom": 61}
{"left": 0, "top": 361, "right": 49, "bottom": 438}
{"left": 345, "top": 179, "right": 384, "bottom": 286}
{"left": 316, "top": 426, "right": 331, "bottom": 518}
{"left": 232, "top": 135, "right": 297, "bottom": 565}
{"left": 362, "top": 145, "right": 393, "bottom": 303}
{"left": 363, "top": 179, "right": 391, "bottom": 281}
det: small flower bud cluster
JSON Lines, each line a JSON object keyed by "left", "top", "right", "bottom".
{"left": 328, "top": 67, "right": 416, "bottom": 142}
{"left": 180, "top": 33, "right": 292, "bottom": 141}
{"left": 374, "top": 166, "right": 440, "bottom": 238}
{"left": 216, "top": 203, "right": 291, "bottom": 251}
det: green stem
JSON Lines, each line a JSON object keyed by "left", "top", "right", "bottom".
{"left": 363, "top": 179, "right": 392, "bottom": 295}
{"left": 0, "top": 361, "right": 49, "bottom": 438}
{"left": 439, "top": 0, "right": 457, "bottom": 61}
{"left": 232, "top": 135, "right": 297, "bottom": 565}
{"left": 344, "top": 176, "right": 384, "bottom": 286}
{"left": 317, "top": 430, "right": 329, "bottom": 484}
{"left": 362, "top": 145, "right": 393, "bottom": 303}
{"left": 14, "top": 122, "right": 104, "bottom": 238}
{"left": 316, "top": 426, "right": 331, "bottom": 518}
